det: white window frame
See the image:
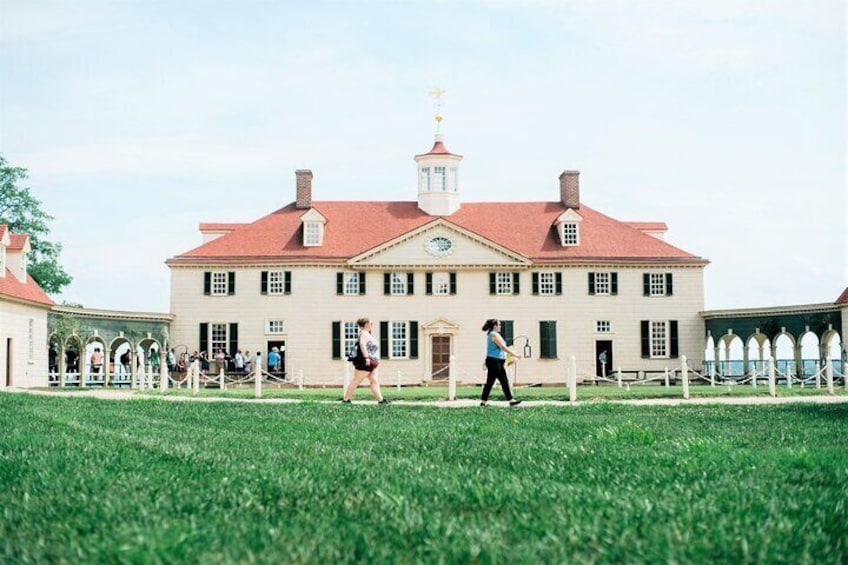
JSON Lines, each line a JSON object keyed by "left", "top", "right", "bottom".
{"left": 304, "top": 222, "right": 323, "bottom": 246}
{"left": 596, "top": 321, "right": 611, "bottom": 333}
{"left": 432, "top": 272, "right": 451, "bottom": 296}
{"left": 390, "top": 272, "right": 407, "bottom": 296}
{"left": 210, "top": 323, "right": 228, "bottom": 355}
{"left": 539, "top": 272, "right": 556, "bottom": 296}
{"left": 390, "top": 321, "right": 408, "bottom": 359}
{"left": 210, "top": 271, "right": 228, "bottom": 296}
{"left": 594, "top": 272, "right": 611, "bottom": 296}
{"left": 649, "top": 273, "right": 667, "bottom": 296}
{"left": 650, "top": 321, "right": 669, "bottom": 358}
{"left": 495, "top": 272, "right": 514, "bottom": 295}
{"left": 343, "top": 321, "right": 358, "bottom": 358}
{"left": 419, "top": 167, "right": 430, "bottom": 191}
{"left": 433, "top": 166, "right": 446, "bottom": 191}
{"left": 560, "top": 223, "right": 579, "bottom": 246}
{"left": 267, "top": 271, "right": 288, "bottom": 295}
{"left": 449, "top": 167, "right": 458, "bottom": 192}
{"left": 344, "top": 272, "right": 361, "bottom": 296}
{"left": 266, "top": 320, "right": 286, "bottom": 335}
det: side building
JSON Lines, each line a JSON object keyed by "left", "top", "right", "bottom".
{"left": 167, "top": 134, "right": 708, "bottom": 384}
{"left": 0, "top": 225, "right": 53, "bottom": 388}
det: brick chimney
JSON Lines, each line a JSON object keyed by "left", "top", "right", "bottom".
{"left": 559, "top": 170, "right": 580, "bottom": 209}
{"left": 295, "top": 169, "right": 313, "bottom": 209}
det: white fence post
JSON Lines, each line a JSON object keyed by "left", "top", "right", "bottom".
{"left": 681, "top": 355, "right": 690, "bottom": 400}
{"left": 825, "top": 359, "right": 834, "bottom": 395}
{"left": 160, "top": 362, "right": 169, "bottom": 392}
{"left": 815, "top": 362, "right": 821, "bottom": 389}
{"left": 298, "top": 369, "right": 304, "bottom": 391}
{"left": 786, "top": 365, "right": 792, "bottom": 389}
{"left": 254, "top": 363, "right": 262, "bottom": 399}
{"left": 752, "top": 367, "right": 757, "bottom": 389}
{"left": 192, "top": 360, "right": 200, "bottom": 396}
{"left": 616, "top": 367, "right": 623, "bottom": 388}
{"left": 396, "top": 369, "right": 402, "bottom": 390}
{"left": 219, "top": 366, "right": 226, "bottom": 391}
{"left": 664, "top": 368, "right": 670, "bottom": 388}
{"left": 448, "top": 355, "right": 457, "bottom": 401}
{"left": 768, "top": 357, "right": 776, "bottom": 397}
{"left": 568, "top": 356, "right": 577, "bottom": 404}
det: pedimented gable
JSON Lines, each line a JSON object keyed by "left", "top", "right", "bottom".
{"left": 351, "top": 220, "right": 530, "bottom": 267}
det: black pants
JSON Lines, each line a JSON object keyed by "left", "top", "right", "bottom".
{"left": 482, "top": 356, "right": 514, "bottom": 401}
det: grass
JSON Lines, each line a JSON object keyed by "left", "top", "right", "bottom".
{"left": 1, "top": 393, "right": 846, "bottom": 563}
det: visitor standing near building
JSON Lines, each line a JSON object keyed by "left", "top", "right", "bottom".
{"left": 234, "top": 349, "right": 244, "bottom": 372}
{"left": 214, "top": 349, "right": 226, "bottom": 373}
{"left": 268, "top": 347, "right": 281, "bottom": 372}
{"left": 90, "top": 347, "right": 103, "bottom": 374}
{"left": 244, "top": 350, "right": 252, "bottom": 373}
{"left": 480, "top": 319, "right": 522, "bottom": 407}
{"left": 150, "top": 348, "right": 160, "bottom": 372}
{"left": 342, "top": 317, "right": 388, "bottom": 404}
{"left": 120, "top": 350, "right": 130, "bottom": 375}
{"left": 167, "top": 349, "right": 177, "bottom": 373}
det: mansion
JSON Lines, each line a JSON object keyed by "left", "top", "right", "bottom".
{"left": 166, "top": 132, "right": 708, "bottom": 384}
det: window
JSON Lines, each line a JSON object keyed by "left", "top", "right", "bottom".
{"left": 304, "top": 222, "right": 323, "bottom": 246}
{"left": 267, "top": 271, "right": 291, "bottom": 295}
{"left": 28, "top": 318, "right": 34, "bottom": 362}
{"left": 210, "top": 323, "right": 228, "bottom": 355}
{"left": 384, "top": 272, "right": 413, "bottom": 295}
{"left": 641, "top": 320, "right": 679, "bottom": 359}
{"left": 337, "top": 272, "right": 365, "bottom": 295}
{"left": 539, "top": 321, "right": 557, "bottom": 359}
{"left": 449, "top": 167, "right": 458, "bottom": 192}
{"left": 205, "top": 271, "right": 235, "bottom": 296}
{"left": 596, "top": 321, "right": 611, "bottom": 333}
{"left": 561, "top": 223, "right": 579, "bottom": 246}
{"left": 490, "top": 272, "right": 520, "bottom": 295}
{"left": 428, "top": 272, "right": 455, "bottom": 295}
{"left": 533, "top": 272, "right": 562, "bottom": 295}
{"left": 390, "top": 321, "right": 408, "bottom": 358}
{"left": 199, "top": 322, "right": 238, "bottom": 356}
{"left": 266, "top": 320, "right": 285, "bottom": 334}
{"left": 343, "top": 322, "right": 358, "bottom": 358}
{"left": 588, "top": 272, "right": 617, "bottom": 296}
{"left": 644, "top": 273, "right": 673, "bottom": 296}
{"left": 420, "top": 167, "right": 430, "bottom": 190}
{"left": 433, "top": 167, "right": 446, "bottom": 191}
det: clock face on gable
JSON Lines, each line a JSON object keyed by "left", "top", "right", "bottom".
{"left": 425, "top": 236, "right": 453, "bottom": 257}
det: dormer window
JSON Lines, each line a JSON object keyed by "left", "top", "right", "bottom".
{"left": 304, "top": 222, "right": 323, "bottom": 246}
{"left": 299, "top": 208, "right": 327, "bottom": 247}
{"left": 420, "top": 167, "right": 430, "bottom": 191}
{"left": 560, "top": 222, "right": 579, "bottom": 246}
{"left": 555, "top": 208, "right": 582, "bottom": 247}
{"left": 433, "top": 167, "right": 446, "bottom": 191}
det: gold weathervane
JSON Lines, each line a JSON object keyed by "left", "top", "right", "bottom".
{"left": 428, "top": 87, "right": 446, "bottom": 134}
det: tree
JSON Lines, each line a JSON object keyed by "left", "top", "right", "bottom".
{"left": 0, "top": 154, "right": 72, "bottom": 294}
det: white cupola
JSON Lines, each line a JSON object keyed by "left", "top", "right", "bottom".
{"left": 415, "top": 89, "right": 463, "bottom": 216}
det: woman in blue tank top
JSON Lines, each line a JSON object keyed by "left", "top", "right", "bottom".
{"left": 481, "top": 318, "right": 522, "bottom": 407}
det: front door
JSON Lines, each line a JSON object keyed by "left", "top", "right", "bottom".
{"left": 431, "top": 336, "right": 451, "bottom": 380}
{"left": 595, "top": 340, "right": 613, "bottom": 378}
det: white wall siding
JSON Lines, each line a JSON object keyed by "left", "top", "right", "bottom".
{"left": 0, "top": 300, "right": 49, "bottom": 388}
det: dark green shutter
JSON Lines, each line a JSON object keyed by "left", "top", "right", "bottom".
{"left": 643, "top": 273, "right": 651, "bottom": 296}
{"left": 204, "top": 272, "right": 211, "bottom": 295}
{"left": 489, "top": 272, "right": 496, "bottom": 294}
{"left": 502, "top": 321, "right": 514, "bottom": 346}
{"left": 512, "top": 273, "right": 520, "bottom": 295}
{"left": 331, "top": 322, "right": 341, "bottom": 359}
{"left": 611, "top": 273, "right": 618, "bottom": 295}
{"left": 409, "top": 321, "right": 418, "bottom": 359}
{"left": 641, "top": 321, "right": 650, "bottom": 358}
{"left": 670, "top": 321, "right": 679, "bottom": 358}
{"left": 666, "top": 273, "right": 673, "bottom": 296}
{"left": 384, "top": 273, "right": 391, "bottom": 295}
{"left": 199, "top": 323, "right": 208, "bottom": 355}
{"left": 284, "top": 271, "right": 292, "bottom": 294}
{"left": 426, "top": 272, "right": 433, "bottom": 295}
{"left": 588, "top": 272, "right": 595, "bottom": 295}
{"left": 449, "top": 272, "right": 457, "bottom": 294}
{"left": 261, "top": 271, "right": 268, "bottom": 295}
{"left": 532, "top": 273, "right": 539, "bottom": 295}
{"left": 227, "top": 272, "right": 235, "bottom": 295}
{"left": 228, "top": 323, "right": 238, "bottom": 356}
{"left": 380, "top": 321, "right": 389, "bottom": 358}
{"left": 555, "top": 272, "right": 562, "bottom": 295}
{"left": 407, "top": 272, "right": 414, "bottom": 295}
{"left": 540, "top": 321, "right": 557, "bottom": 359}
{"left": 336, "top": 273, "right": 344, "bottom": 295}
{"left": 359, "top": 273, "right": 366, "bottom": 295}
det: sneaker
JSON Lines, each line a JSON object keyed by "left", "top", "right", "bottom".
{"left": 480, "top": 401, "right": 488, "bottom": 407}
{"left": 341, "top": 399, "right": 351, "bottom": 404}
{"left": 378, "top": 399, "right": 390, "bottom": 405}
{"left": 509, "top": 399, "right": 523, "bottom": 407}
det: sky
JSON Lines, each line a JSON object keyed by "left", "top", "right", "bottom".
{"left": 1, "top": 0, "right": 845, "bottom": 313}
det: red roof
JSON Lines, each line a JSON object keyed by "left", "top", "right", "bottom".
{"left": 414, "top": 139, "right": 461, "bottom": 159}
{"left": 8, "top": 233, "right": 28, "bottom": 251}
{"left": 169, "top": 201, "right": 705, "bottom": 265}
{"left": 836, "top": 287, "right": 848, "bottom": 305}
{"left": 199, "top": 223, "right": 245, "bottom": 232}
{"left": 0, "top": 269, "right": 53, "bottom": 306}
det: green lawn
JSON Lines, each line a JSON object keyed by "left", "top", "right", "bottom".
{"left": 1, "top": 393, "right": 846, "bottom": 563}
